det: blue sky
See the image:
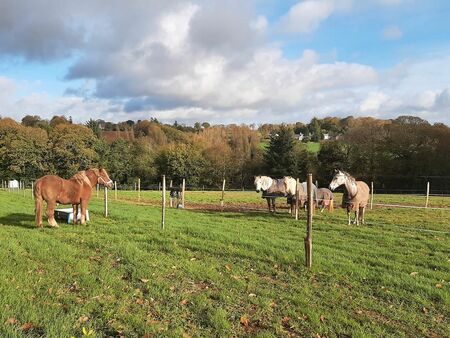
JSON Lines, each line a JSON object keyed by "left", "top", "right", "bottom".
{"left": 0, "top": 0, "right": 449, "bottom": 124}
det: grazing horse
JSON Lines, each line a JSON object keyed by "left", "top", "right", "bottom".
{"left": 316, "top": 188, "right": 334, "bottom": 212}
{"left": 34, "top": 168, "right": 113, "bottom": 228}
{"left": 329, "top": 170, "right": 369, "bottom": 225}
{"left": 254, "top": 176, "right": 291, "bottom": 213}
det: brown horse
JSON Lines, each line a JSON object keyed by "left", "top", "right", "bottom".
{"left": 34, "top": 168, "right": 113, "bottom": 227}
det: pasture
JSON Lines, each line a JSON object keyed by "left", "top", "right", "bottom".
{"left": 0, "top": 189, "right": 449, "bottom": 337}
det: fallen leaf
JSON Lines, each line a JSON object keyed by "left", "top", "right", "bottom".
{"left": 78, "top": 316, "right": 89, "bottom": 323}
{"left": 355, "top": 310, "right": 363, "bottom": 315}
{"left": 240, "top": 316, "right": 249, "bottom": 327}
{"left": 298, "top": 314, "right": 309, "bottom": 321}
{"left": 47, "top": 288, "right": 53, "bottom": 294}
{"left": 21, "top": 322, "right": 35, "bottom": 331}
{"left": 281, "top": 316, "right": 291, "bottom": 325}
{"left": 182, "top": 333, "right": 190, "bottom": 338}
{"left": 5, "top": 317, "right": 17, "bottom": 325}
{"left": 422, "top": 307, "right": 429, "bottom": 314}
{"left": 179, "top": 299, "right": 188, "bottom": 305}
{"left": 135, "top": 298, "right": 145, "bottom": 305}
{"left": 190, "top": 257, "right": 196, "bottom": 261}
{"left": 248, "top": 293, "right": 256, "bottom": 297}
{"left": 140, "top": 278, "right": 149, "bottom": 283}
{"left": 269, "top": 300, "right": 277, "bottom": 308}
{"left": 410, "top": 272, "right": 418, "bottom": 277}
{"left": 319, "top": 315, "right": 326, "bottom": 323}
{"left": 224, "top": 264, "right": 232, "bottom": 271}
{"left": 435, "top": 283, "right": 443, "bottom": 288}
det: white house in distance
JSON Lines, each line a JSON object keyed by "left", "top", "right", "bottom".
{"left": 8, "top": 180, "right": 19, "bottom": 188}
{"left": 295, "top": 133, "right": 304, "bottom": 141}
{"left": 323, "top": 133, "right": 330, "bottom": 140}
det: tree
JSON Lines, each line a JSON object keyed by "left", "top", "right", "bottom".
{"left": 0, "top": 118, "right": 49, "bottom": 180}
{"left": 308, "top": 118, "right": 322, "bottom": 142}
{"left": 49, "top": 124, "right": 99, "bottom": 177}
{"left": 49, "top": 115, "right": 69, "bottom": 127}
{"left": 263, "top": 125, "right": 297, "bottom": 177}
{"left": 86, "top": 119, "right": 102, "bottom": 138}
{"left": 317, "top": 140, "right": 350, "bottom": 183}
{"left": 21, "top": 115, "right": 42, "bottom": 127}
{"left": 156, "top": 143, "right": 206, "bottom": 186}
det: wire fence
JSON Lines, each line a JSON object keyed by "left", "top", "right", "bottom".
{"left": 2, "top": 178, "right": 450, "bottom": 211}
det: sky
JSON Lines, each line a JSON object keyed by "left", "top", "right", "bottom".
{"left": 0, "top": 0, "right": 449, "bottom": 125}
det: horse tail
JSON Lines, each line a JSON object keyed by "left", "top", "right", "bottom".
{"left": 34, "top": 180, "right": 43, "bottom": 227}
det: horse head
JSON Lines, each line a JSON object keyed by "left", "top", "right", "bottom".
{"left": 254, "top": 175, "right": 272, "bottom": 193}
{"left": 96, "top": 168, "right": 113, "bottom": 189}
{"left": 329, "top": 170, "right": 346, "bottom": 191}
{"left": 254, "top": 176, "right": 263, "bottom": 193}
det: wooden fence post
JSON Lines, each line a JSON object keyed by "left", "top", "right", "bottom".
{"left": 220, "top": 179, "right": 226, "bottom": 211}
{"left": 104, "top": 186, "right": 108, "bottom": 217}
{"left": 31, "top": 181, "right": 34, "bottom": 199}
{"left": 370, "top": 182, "right": 374, "bottom": 210}
{"left": 161, "top": 175, "right": 166, "bottom": 229}
{"left": 305, "top": 174, "right": 313, "bottom": 268}
{"left": 138, "top": 178, "right": 141, "bottom": 202}
{"left": 114, "top": 181, "right": 117, "bottom": 200}
{"left": 295, "top": 178, "right": 300, "bottom": 221}
{"left": 182, "top": 178, "right": 186, "bottom": 208}
{"left": 425, "top": 182, "right": 430, "bottom": 208}
{"left": 169, "top": 180, "right": 173, "bottom": 208}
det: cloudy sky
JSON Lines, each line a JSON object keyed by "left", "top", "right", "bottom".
{"left": 0, "top": 0, "right": 449, "bottom": 125}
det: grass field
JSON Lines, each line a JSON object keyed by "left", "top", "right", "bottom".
{"left": 108, "top": 189, "right": 450, "bottom": 209}
{"left": 306, "top": 142, "right": 321, "bottom": 153}
{"left": 0, "top": 190, "right": 449, "bottom": 337}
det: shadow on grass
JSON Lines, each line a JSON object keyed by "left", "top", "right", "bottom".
{"left": 0, "top": 213, "right": 36, "bottom": 229}
{"left": 186, "top": 208, "right": 297, "bottom": 220}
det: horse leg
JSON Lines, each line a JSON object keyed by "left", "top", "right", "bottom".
{"left": 266, "top": 198, "right": 271, "bottom": 213}
{"left": 347, "top": 207, "right": 351, "bottom": 225}
{"left": 46, "top": 201, "right": 59, "bottom": 228}
{"left": 272, "top": 198, "right": 276, "bottom": 213}
{"left": 361, "top": 206, "right": 366, "bottom": 225}
{"left": 355, "top": 207, "right": 359, "bottom": 226}
{"left": 72, "top": 204, "right": 78, "bottom": 224}
{"left": 35, "top": 195, "right": 43, "bottom": 228}
{"left": 80, "top": 200, "right": 87, "bottom": 225}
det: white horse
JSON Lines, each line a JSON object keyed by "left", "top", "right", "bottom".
{"left": 283, "top": 177, "right": 318, "bottom": 213}
{"left": 254, "top": 176, "right": 292, "bottom": 213}
{"left": 329, "top": 170, "right": 370, "bottom": 225}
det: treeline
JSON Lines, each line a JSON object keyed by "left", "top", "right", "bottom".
{"left": 1, "top": 115, "right": 449, "bottom": 191}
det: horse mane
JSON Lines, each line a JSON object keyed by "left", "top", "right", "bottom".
{"left": 71, "top": 169, "right": 98, "bottom": 187}
{"left": 341, "top": 171, "right": 356, "bottom": 183}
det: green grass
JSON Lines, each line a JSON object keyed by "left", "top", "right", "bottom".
{"left": 306, "top": 142, "right": 320, "bottom": 153}
{"left": 101, "top": 189, "right": 450, "bottom": 209}
{"left": 0, "top": 190, "right": 449, "bottom": 337}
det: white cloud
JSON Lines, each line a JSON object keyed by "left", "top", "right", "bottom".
{"left": 383, "top": 25, "right": 403, "bottom": 40}
{"left": 279, "top": 0, "right": 336, "bottom": 34}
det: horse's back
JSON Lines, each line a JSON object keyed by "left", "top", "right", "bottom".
{"left": 317, "top": 188, "right": 333, "bottom": 201}
{"left": 34, "top": 175, "right": 64, "bottom": 198}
